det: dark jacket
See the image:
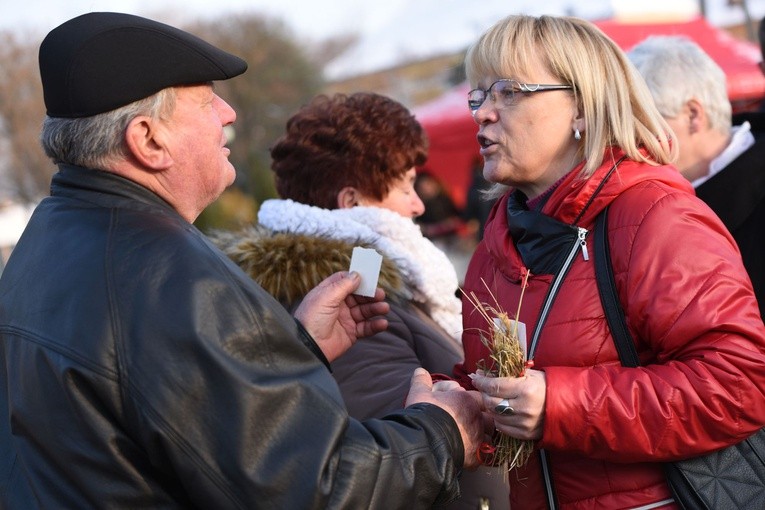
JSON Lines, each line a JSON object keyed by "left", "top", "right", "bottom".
{"left": 0, "top": 165, "right": 465, "bottom": 509}
{"left": 696, "top": 112, "right": 765, "bottom": 319}
{"left": 213, "top": 225, "right": 510, "bottom": 510}
{"left": 456, "top": 149, "right": 765, "bottom": 509}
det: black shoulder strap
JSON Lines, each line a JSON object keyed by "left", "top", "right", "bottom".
{"left": 594, "top": 207, "right": 641, "bottom": 368}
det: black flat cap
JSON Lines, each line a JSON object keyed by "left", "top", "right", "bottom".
{"left": 39, "top": 12, "right": 248, "bottom": 118}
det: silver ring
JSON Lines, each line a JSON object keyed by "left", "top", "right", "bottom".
{"left": 494, "top": 399, "right": 514, "bottom": 415}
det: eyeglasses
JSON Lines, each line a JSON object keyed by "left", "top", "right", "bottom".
{"left": 467, "top": 79, "right": 573, "bottom": 114}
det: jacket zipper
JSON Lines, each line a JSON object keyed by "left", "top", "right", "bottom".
{"left": 528, "top": 225, "right": 589, "bottom": 510}
{"left": 528, "top": 226, "right": 588, "bottom": 357}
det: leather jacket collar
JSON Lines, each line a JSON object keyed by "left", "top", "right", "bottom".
{"left": 52, "top": 164, "right": 176, "bottom": 215}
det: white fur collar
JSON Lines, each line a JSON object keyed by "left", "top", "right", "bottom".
{"left": 258, "top": 199, "right": 463, "bottom": 341}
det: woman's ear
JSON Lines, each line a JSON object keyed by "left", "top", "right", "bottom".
{"left": 124, "top": 116, "right": 173, "bottom": 170}
{"left": 336, "top": 186, "right": 359, "bottom": 209}
{"left": 573, "top": 108, "right": 585, "bottom": 137}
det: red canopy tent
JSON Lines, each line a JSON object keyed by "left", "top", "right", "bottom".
{"left": 414, "top": 82, "right": 476, "bottom": 209}
{"left": 414, "top": 16, "right": 765, "bottom": 209}
{"left": 597, "top": 16, "right": 765, "bottom": 110}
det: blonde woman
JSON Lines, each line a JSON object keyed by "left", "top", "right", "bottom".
{"left": 457, "top": 14, "right": 765, "bottom": 509}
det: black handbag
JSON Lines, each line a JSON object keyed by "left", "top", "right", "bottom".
{"left": 594, "top": 206, "right": 765, "bottom": 510}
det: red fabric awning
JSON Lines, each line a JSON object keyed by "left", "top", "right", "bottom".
{"left": 595, "top": 16, "right": 765, "bottom": 105}
{"left": 414, "top": 82, "right": 476, "bottom": 209}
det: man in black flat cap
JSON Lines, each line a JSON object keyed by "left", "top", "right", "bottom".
{"left": 0, "top": 12, "right": 483, "bottom": 509}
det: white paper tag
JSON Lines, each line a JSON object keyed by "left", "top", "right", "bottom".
{"left": 349, "top": 247, "right": 382, "bottom": 297}
{"left": 494, "top": 318, "right": 527, "bottom": 361}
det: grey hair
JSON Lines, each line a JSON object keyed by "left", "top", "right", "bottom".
{"left": 40, "top": 87, "right": 176, "bottom": 169}
{"left": 627, "top": 35, "right": 731, "bottom": 134}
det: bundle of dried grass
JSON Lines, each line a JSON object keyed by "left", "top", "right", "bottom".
{"left": 464, "top": 276, "right": 534, "bottom": 471}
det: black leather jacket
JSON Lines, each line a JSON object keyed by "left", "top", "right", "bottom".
{"left": 0, "top": 165, "right": 464, "bottom": 509}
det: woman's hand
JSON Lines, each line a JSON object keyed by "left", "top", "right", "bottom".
{"left": 469, "top": 369, "right": 547, "bottom": 441}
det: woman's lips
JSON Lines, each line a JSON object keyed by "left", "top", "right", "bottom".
{"left": 477, "top": 134, "right": 497, "bottom": 154}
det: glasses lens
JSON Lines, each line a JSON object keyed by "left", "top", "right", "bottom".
{"left": 493, "top": 80, "right": 516, "bottom": 106}
{"left": 467, "top": 89, "right": 485, "bottom": 111}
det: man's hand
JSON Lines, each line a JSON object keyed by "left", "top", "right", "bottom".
{"left": 295, "top": 271, "right": 389, "bottom": 362}
{"left": 406, "top": 368, "right": 484, "bottom": 468}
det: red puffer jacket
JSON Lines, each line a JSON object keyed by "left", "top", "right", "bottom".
{"left": 456, "top": 149, "right": 765, "bottom": 510}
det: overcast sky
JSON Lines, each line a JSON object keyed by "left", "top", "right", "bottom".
{"left": 2, "top": 0, "right": 765, "bottom": 79}
{"left": 2, "top": 0, "right": 409, "bottom": 40}
{"left": 4, "top": 0, "right": 765, "bottom": 41}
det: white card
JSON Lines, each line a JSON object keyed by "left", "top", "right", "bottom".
{"left": 494, "top": 318, "right": 528, "bottom": 361}
{"left": 349, "top": 247, "right": 382, "bottom": 297}
{"left": 510, "top": 319, "right": 527, "bottom": 361}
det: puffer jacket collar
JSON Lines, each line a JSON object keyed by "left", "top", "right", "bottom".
{"left": 506, "top": 154, "right": 628, "bottom": 275}
{"left": 483, "top": 148, "right": 692, "bottom": 282}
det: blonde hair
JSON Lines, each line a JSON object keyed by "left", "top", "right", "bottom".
{"left": 465, "top": 14, "right": 675, "bottom": 179}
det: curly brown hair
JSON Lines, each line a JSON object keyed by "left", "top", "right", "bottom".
{"left": 269, "top": 92, "right": 429, "bottom": 209}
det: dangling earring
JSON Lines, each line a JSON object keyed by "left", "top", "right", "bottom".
{"left": 574, "top": 128, "right": 581, "bottom": 141}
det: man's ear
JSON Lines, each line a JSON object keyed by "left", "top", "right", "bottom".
{"left": 124, "top": 116, "right": 172, "bottom": 170}
{"left": 336, "top": 186, "right": 359, "bottom": 209}
{"left": 686, "top": 98, "right": 706, "bottom": 135}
